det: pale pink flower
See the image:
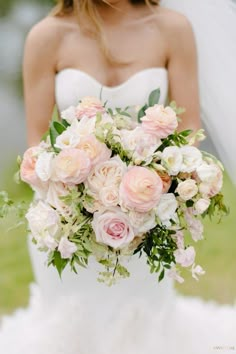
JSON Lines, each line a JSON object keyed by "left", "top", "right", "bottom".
{"left": 176, "top": 179, "right": 198, "bottom": 201}
{"left": 128, "top": 210, "right": 156, "bottom": 234}
{"left": 174, "top": 246, "right": 196, "bottom": 267}
{"left": 194, "top": 198, "right": 210, "bottom": 214}
{"left": 92, "top": 207, "right": 135, "bottom": 249}
{"left": 191, "top": 264, "right": 205, "bottom": 281}
{"left": 20, "top": 146, "right": 42, "bottom": 187}
{"left": 185, "top": 209, "right": 204, "bottom": 241}
{"left": 58, "top": 237, "right": 77, "bottom": 259}
{"left": 53, "top": 148, "right": 91, "bottom": 185}
{"left": 77, "top": 135, "right": 111, "bottom": 167}
{"left": 197, "top": 163, "right": 223, "bottom": 197}
{"left": 76, "top": 96, "right": 105, "bottom": 119}
{"left": 168, "top": 266, "right": 184, "bottom": 284}
{"left": 86, "top": 156, "right": 127, "bottom": 193}
{"left": 61, "top": 106, "right": 77, "bottom": 124}
{"left": 141, "top": 104, "right": 178, "bottom": 139}
{"left": 172, "top": 230, "right": 185, "bottom": 249}
{"left": 99, "top": 185, "right": 119, "bottom": 207}
{"left": 119, "top": 166, "right": 163, "bottom": 212}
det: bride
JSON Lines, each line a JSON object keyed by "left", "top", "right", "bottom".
{"left": 0, "top": 1, "right": 235, "bottom": 353}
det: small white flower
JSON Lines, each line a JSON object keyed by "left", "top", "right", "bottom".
{"left": 54, "top": 128, "right": 81, "bottom": 150}
{"left": 155, "top": 193, "right": 178, "bottom": 223}
{"left": 180, "top": 146, "right": 202, "bottom": 173}
{"left": 61, "top": 106, "right": 77, "bottom": 124}
{"left": 161, "top": 146, "right": 183, "bottom": 176}
{"left": 191, "top": 263, "right": 205, "bottom": 281}
{"left": 176, "top": 179, "right": 198, "bottom": 201}
{"left": 58, "top": 237, "right": 77, "bottom": 259}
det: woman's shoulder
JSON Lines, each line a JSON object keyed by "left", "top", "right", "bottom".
{"left": 155, "top": 6, "right": 193, "bottom": 37}
{"left": 25, "top": 15, "right": 75, "bottom": 53}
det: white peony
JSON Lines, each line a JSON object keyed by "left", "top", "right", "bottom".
{"left": 58, "top": 237, "right": 77, "bottom": 259}
{"left": 161, "top": 146, "right": 183, "bottom": 176}
{"left": 35, "top": 151, "right": 54, "bottom": 182}
{"left": 26, "top": 200, "right": 61, "bottom": 250}
{"left": 176, "top": 179, "right": 198, "bottom": 201}
{"left": 155, "top": 193, "right": 178, "bottom": 223}
{"left": 180, "top": 146, "right": 202, "bottom": 173}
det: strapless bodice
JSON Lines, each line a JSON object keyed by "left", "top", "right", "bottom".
{"left": 55, "top": 67, "right": 168, "bottom": 112}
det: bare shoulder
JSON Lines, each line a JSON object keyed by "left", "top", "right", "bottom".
{"left": 154, "top": 7, "right": 194, "bottom": 41}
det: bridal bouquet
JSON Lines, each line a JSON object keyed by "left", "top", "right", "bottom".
{"left": 1, "top": 89, "right": 228, "bottom": 285}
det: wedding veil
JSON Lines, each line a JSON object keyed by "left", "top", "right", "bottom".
{"left": 161, "top": 0, "right": 236, "bottom": 185}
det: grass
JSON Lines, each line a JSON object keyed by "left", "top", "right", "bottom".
{"left": 0, "top": 164, "right": 236, "bottom": 315}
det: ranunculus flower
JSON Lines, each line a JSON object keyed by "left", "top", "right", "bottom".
{"left": 176, "top": 179, "right": 198, "bottom": 201}
{"left": 161, "top": 146, "right": 183, "bottom": 176}
{"left": 119, "top": 166, "right": 163, "bottom": 212}
{"left": 61, "top": 106, "right": 77, "bottom": 124}
{"left": 92, "top": 207, "right": 135, "bottom": 249}
{"left": 77, "top": 135, "right": 111, "bottom": 167}
{"left": 174, "top": 246, "right": 196, "bottom": 267}
{"left": 35, "top": 151, "right": 54, "bottom": 182}
{"left": 99, "top": 185, "right": 119, "bottom": 207}
{"left": 76, "top": 96, "right": 105, "bottom": 119}
{"left": 53, "top": 148, "right": 91, "bottom": 185}
{"left": 26, "top": 200, "right": 60, "bottom": 250}
{"left": 86, "top": 156, "right": 127, "bottom": 193}
{"left": 155, "top": 193, "right": 178, "bottom": 223}
{"left": 128, "top": 210, "right": 156, "bottom": 234}
{"left": 58, "top": 237, "right": 77, "bottom": 259}
{"left": 180, "top": 146, "right": 202, "bottom": 173}
{"left": 194, "top": 198, "right": 210, "bottom": 214}
{"left": 141, "top": 104, "right": 178, "bottom": 138}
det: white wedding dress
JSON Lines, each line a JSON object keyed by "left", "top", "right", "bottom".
{"left": 0, "top": 67, "right": 236, "bottom": 354}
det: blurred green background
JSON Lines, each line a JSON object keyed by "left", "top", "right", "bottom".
{"left": 0, "top": 0, "right": 236, "bottom": 316}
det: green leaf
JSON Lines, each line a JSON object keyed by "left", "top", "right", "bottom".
{"left": 53, "top": 121, "right": 66, "bottom": 135}
{"left": 148, "top": 88, "right": 161, "bottom": 107}
{"left": 158, "top": 268, "right": 165, "bottom": 282}
{"left": 53, "top": 251, "right": 68, "bottom": 278}
{"left": 138, "top": 104, "right": 148, "bottom": 122}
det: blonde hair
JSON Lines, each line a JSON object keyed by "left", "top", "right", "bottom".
{"left": 51, "top": 0, "right": 160, "bottom": 62}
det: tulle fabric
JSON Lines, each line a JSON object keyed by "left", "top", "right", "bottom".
{"left": 162, "top": 0, "right": 236, "bottom": 184}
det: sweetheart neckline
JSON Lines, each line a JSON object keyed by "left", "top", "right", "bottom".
{"left": 55, "top": 67, "right": 168, "bottom": 91}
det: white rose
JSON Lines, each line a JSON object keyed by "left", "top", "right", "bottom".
{"left": 58, "top": 237, "right": 77, "bottom": 259}
{"left": 176, "top": 179, "right": 198, "bottom": 201}
{"left": 174, "top": 246, "right": 196, "bottom": 267}
{"left": 180, "top": 146, "right": 202, "bottom": 173}
{"left": 35, "top": 151, "right": 54, "bottom": 182}
{"left": 194, "top": 198, "right": 210, "bottom": 214}
{"left": 129, "top": 210, "right": 156, "bottom": 234}
{"left": 54, "top": 128, "right": 81, "bottom": 150}
{"left": 61, "top": 106, "right": 77, "bottom": 124}
{"left": 155, "top": 193, "right": 178, "bottom": 222}
{"left": 99, "top": 185, "right": 119, "bottom": 207}
{"left": 161, "top": 146, "right": 183, "bottom": 176}
{"left": 26, "top": 200, "right": 60, "bottom": 250}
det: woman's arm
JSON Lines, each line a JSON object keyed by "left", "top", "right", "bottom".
{"left": 165, "top": 13, "right": 201, "bottom": 133}
{"left": 23, "top": 19, "right": 59, "bottom": 147}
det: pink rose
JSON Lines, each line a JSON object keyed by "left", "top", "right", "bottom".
{"left": 77, "top": 135, "right": 111, "bottom": 167}
{"left": 119, "top": 166, "right": 163, "bottom": 212}
{"left": 141, "top": 104, "right": 178, "bottom": 139}
{"left": 76, "top": 96, "right": 105, "bottom": 119}
{"left": 92, "top": 207, "right": 135, "bottom": 249}
{"left": 20, "top": 146, "right": 42, "bottom": 187}
{"left": 53, "top": 148, "right": 91, "bottom": 185}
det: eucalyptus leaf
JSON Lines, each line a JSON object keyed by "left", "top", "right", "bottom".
{"left": 148, "top": 88, "right": 160, "bottom": 107}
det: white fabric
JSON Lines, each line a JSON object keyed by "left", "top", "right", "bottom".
{"left": 162, "top": 0, "right": 236, "bottom": 184}
{"left": 0, "top": 67, "right": 236, "bottom": 353}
